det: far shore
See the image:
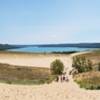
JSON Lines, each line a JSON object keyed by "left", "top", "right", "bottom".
{"left": 0, "top": 50, "right": 77, "bottom": 54}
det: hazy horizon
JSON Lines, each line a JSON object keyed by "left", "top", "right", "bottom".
{"left": 0, "top": 0, "right": 100, "bottom": 44}
{"left": 1, "top": 42, "right": 100, "bottom": 45}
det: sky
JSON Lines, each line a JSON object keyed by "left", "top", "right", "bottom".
{"left": 0, "top": 0, "right": 100, "bottom": 44}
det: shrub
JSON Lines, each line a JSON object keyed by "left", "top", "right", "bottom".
{"left": 98, "top": 63, "right": 100, "bottom": 71}
{"left": 93, "top": 63, "right": 100, "bottom": 71}
{"left": 50, "top": 59, "right": 64, "bottom": 75}
{"left": 72, "top": 56, "right": 92, "bottom": 73}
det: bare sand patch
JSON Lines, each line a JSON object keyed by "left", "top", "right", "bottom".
{"left": 0, "top": 51, "right": 72, "bottom": 69}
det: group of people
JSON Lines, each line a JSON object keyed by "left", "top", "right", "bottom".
{"left": 56, "top": 73, "right": 69, "bottom": 82}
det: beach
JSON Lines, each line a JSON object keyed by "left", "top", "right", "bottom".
{"left": 0, "top": 51, "right": 100, "bottom": 100}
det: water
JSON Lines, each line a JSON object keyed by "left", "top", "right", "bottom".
{"left": 7, "top": 46, "right": 96, "bottom": 53}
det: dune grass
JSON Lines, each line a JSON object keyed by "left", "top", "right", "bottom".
{"left": 0, "top": 63, "right": 55, "bottom": 85}
{"left": 74, "top": 71, "right": 100, "bottom": 90}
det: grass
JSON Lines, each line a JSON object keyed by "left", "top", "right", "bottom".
{"left": 79, "top": 50, "right": 100, "bottom": 64}
{"left": 0, "top": 76, "right": 55, "bottom": 85}
{"left": 0, "top": 63, "right": 56, "bottom": 85}
{"left": 74, "top": 71, "right": 100, "bottom": 90}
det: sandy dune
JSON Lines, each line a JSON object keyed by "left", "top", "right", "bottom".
{"left": 0, "top": 82, "right": 100, "bottom": 100}
{"left": 0, "top": 52, "right": 71, "bottom": 68}
{"left": 0, "top": 51, "right": 100, "bottom": 100}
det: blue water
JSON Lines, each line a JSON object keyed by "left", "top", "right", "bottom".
{"left": 7, "top": 46, "right": 96, "bottom": 53}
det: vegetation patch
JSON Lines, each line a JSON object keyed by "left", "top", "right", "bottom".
{"left": 72, "top": 56, "right": 92, "bottom": 73}
{"left": 74, "top": 71, "right": 100, "bottom": 90}
{"left": 78, "top": 50, "right": 100, "bottom": 64}
{"left": 50, "top": 59, "right": 64, "bottom": 75}
{"left": 0, "top": 63, "right": 55, "bottom": 85}
{"left": 72, "top": 50, "right": 100, "bottom": 90}
{"left": 52, "top": 51, "right": 77, "bottom": 54}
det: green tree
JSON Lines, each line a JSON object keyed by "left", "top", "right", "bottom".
{"left": 50, "top": 59, "right": 64, "bottom": 75}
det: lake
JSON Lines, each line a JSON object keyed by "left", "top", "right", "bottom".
{"left": 7, "top": 46, "right": 97, "bottom": 53}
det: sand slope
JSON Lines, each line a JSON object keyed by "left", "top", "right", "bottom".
{"left": 0, "top": 52, "right": 71, "bottom": 68}
{"left": 0, "top": 81, "right": 100, "bottom": 100}
{"left": 0, "top": 51, "right": 100, "bottom": 100}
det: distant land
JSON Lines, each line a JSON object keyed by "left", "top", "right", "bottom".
{"left": 0, "top": 44, "right": 25, "bottom": 50}
{"left": 35, "top": 43, "right": 100, "bottom": 48}
{"left": 0, "top": 43, "right": 100, "bottom": 50}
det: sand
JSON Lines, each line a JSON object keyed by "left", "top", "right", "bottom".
{"left": 0, "top": 52, "right": 71, "bottom": 68}
{"left": 0, "top": 51, "right": 100, "bottom": 100}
